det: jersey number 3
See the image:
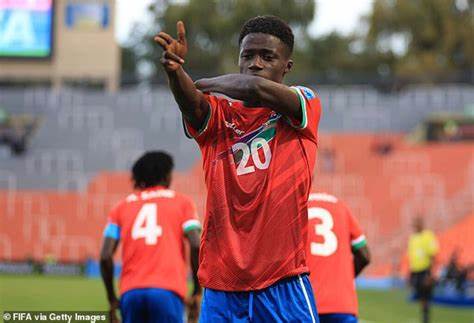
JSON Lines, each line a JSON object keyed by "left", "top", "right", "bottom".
{"left": 132, "top": 203, "right": 163, "bottom": 245}
{"left": 309, "top": 207, "right": 338, "bottom": 256}
{"left": 232, "top": 138, "right": 272, "bottom": 175}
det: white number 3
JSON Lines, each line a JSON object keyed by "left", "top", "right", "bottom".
{"left": 132, "top": 203, "right": 163, "bottom": 245}
{"left": 309, "top": 207, "right": 338, "bottom": 256}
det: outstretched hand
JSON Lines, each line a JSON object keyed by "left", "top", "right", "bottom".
{"left": 154, "top": 21, "right": 188, "bottom": 72}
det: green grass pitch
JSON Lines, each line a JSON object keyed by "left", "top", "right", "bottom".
{"left": 1, "top": 275, "right": 473, "bottom": 322}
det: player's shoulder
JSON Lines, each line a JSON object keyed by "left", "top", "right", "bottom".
{"left": 422, "top": 229, "right": 436, "bottom": 239}
{"left": 167, "top": 190, "right": 193, "bottom": 205}
{"left": 308, "top": 192, "right": 338, "bottom": 203}
{"left": 207, "top": 93, "right": 238, "bottom": 107}
{"left": 108, "top": 199, "right": 127, "bottom": 219}
{"left": 291, "top": 85, "right": 320, "bottom": 101}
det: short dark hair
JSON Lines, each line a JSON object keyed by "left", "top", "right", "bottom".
{"left": 131, "top": 151, "right": 174, "bottom": 189}
{"left": 238, "top": 15, "right": 294, "bottom": 54}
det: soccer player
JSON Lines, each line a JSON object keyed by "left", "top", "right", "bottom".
{"left": 306, "top": 192, "right": 370, "bottom": 323}
{"left": 408, "top": 216, "right": 439, "bottom": 323}
{"left": 99, "top": 151, "right": 201, "bottom": 323}
{"left": 155, "top": 16, "right": 322, "bottom": 322}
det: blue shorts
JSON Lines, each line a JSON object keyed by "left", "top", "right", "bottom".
{"left": 200, "top": 274, "right": 319, "bottom": 323}
{"left": 120, "top": 288, "right": 184, "bottom": 323}
{"left": 319, "top": 314, "right": 358, "bottom": 323}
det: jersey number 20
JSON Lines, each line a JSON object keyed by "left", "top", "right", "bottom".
{"left": 232, "top": 138, "right": 272, "bottom": 175}
{"left": 309, "top": 207, "right": 338, "bottom": 256}
{"left": 132, "top": 203, "right": 163, "bottom": 245}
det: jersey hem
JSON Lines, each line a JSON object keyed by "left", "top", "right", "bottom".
{"left": 200, "top": 266, "right": 310, "bottom": 292}
{"left": 182, "top": 104, "right": 212, "bottom": 139}
{"left": 284, "top": 87, "right": 308, "bottom": 129}
{"left": 183, "top": 222, "right": 202, "bottom": 233}
{"left": 351, "top": 235, "right": 367, "bottom": 250}
{"left": 318, "top": 311, "right": 358, "bottom": 317}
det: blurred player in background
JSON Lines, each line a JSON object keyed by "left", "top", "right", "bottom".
{"left": 408, "top": 216, "right": 439, "bottom": 323}
{"left": 155, "top": 15, "right": 322, "bottom": 322}
{"left": 99, "top": 151, "right": 201, "bottom": 323}
{"left": 307, "top": 192, "right": 370, "bottom": 323}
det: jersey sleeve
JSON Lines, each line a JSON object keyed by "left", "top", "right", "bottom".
{"left": 181, "top": 197, "right": 201, "bottom": 234}
{"left": 103, "top": 203, "right": 121, "bottom": 240}
{"left": 182, "top": 94, "right": 222, "bottom": 145}
{"left": 285, "top": 86, "right": 322, "bottom": 143}
{"left": 347, "top": 208, "right": 367, "bottom": 250}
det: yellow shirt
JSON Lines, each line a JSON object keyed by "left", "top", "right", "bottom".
{"left": 408, "top": 230, "right": 439, "bottom": 272}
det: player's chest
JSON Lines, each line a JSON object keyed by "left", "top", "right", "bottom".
{"left": 218, "top": 108, "right": 281, "bottom": 143}
{"left": 212, "top": 109, "right": 288, "bottom": 176}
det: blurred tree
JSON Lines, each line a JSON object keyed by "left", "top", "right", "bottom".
{"left": 366, "top": 0, "right": 474, "bottom": 82}
{"left": 122, "top": 0, "right": 473, "bottom": 86}
{"left": 144, "top": 0, "right": 315, "bottom": 81}
{"left": 304, "top": 32, "right": 396, "bottom": 84}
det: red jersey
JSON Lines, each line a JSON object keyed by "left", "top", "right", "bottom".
{"left": 306, "top": 192, "right": 367, "bottom": 316}
{"left": 184, "top": 86, "right": 322, "bottom": 291}
{"left": 104, "top": 186, "right": 201, "bottom": 299}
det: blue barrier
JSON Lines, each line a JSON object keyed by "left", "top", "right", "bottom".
{"left": 356, "top": 276, "right": 405, "bottom": 290}
{"left": 85, "top": 259, "right": 121, "bottom": 278}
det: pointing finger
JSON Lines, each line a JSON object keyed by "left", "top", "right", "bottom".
{"left": 177, "top": 21, "right": 186, "bottom": 44}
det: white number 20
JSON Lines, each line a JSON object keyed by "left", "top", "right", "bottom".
{"left": 232, "top": 138, "right": 272, "bottom": 175}
{"left": 132, "top": 203, "right": 162, "bottom": 245}
{"left": 309, "top": 207, "right": 338, "bottom": 256}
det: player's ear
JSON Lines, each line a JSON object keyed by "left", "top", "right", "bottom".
{"left": 284, "top": 60, "right": 293, "bottom": 75}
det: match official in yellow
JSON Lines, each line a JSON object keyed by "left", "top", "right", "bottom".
{"left": 408, "top": 216, "right": 439, "bottom": 323}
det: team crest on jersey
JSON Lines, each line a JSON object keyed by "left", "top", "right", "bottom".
{"left": 297, "top": 86, "right": 316, "bottom": 100}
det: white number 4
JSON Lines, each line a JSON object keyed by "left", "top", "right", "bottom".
{"left": 132, "top": 203, "right": 162, "bottom": 245}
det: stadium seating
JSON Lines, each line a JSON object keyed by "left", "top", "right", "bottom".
{"left": 0, "top": 86, "right": 473, "bottom": 278}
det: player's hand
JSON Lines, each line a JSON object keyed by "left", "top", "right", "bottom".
{"left": 109, "top": 298, "right": 121, "bottom": 323}
{"left": 154, "top": 21, "right": 187, "bottom": 72}
{"left": 186, "top": 293, "right": 201, "bottom": 323}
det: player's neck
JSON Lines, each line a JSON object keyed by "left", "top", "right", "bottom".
{"left": 142, "top": 182, "right": 169, "bottom": 191}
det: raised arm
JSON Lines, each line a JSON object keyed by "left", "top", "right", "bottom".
{"left": 154, "top": 21, "right": 209, "bottom": 131}
{"left": 195, "top": 74, "right": 302, "bottom": 123}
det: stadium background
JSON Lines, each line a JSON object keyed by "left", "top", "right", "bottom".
{"left": 0, "top": 0, "right": 473, "bottom": 322}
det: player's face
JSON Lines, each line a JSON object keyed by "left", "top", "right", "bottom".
{"left": 239, "top": 33, "right": 293, "bottom": 83}
{"left": 413, "top": 217, "right": 424, "bottom": 232}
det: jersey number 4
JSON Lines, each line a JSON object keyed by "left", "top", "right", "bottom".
{"left": 309, "top": 207, "right": 338, "bottom": 256}
{"left": 232, "top": 138, "right": 272, "bottom": 175}
{"left": 132, "top": 203, "right": 163, "bottom": 245}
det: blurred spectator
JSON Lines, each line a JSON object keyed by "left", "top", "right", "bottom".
{"left": 371, "top": 136, "right": 393, "bottom": 155}
{"left": 440, "top": 249, "right": 471, "bottom": 296}
{"left": 0, "top": 110, "right": 40, "bottom": 156}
